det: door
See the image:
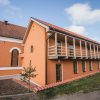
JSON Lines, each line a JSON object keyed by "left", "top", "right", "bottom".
{"left": 56, "top": 64, "right": 62, "bottom": 82}
{"left": 57, "top": 41, "right": 61, "bottom": 55}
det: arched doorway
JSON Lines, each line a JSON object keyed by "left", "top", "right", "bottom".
{"left": 11, "top": 49, "right": 19, "bottom": 67}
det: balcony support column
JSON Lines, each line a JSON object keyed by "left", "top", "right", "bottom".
{"left": 80, "top": 40, "right": 82, "bottom": 58}
{"left": 90, "top": 43, "right": 92, "bottom": 59}
{"left": 85, "top": 42, "right": 88, "bottom": 58}
{"left": 93, "top": 44, "right": 96, "bottom": 59}
{"left": 55, "top": 32, "right": 57, "bottom": 56}
{"left": 97, "top": 45, "right": 99, "bottom": 59}
{"left": 73, "top": 38, "right": 76, "bottom": 58}
{"left": 65, "top": 36, "right": 68, "bottom": 58}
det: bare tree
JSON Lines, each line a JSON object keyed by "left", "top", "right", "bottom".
{"left": 21, "top": 65, "right": 37, "bottom": 92}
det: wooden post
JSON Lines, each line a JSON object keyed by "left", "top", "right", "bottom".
{"left": 90, "top": 43, "right": 92, "bottom": 59}
{"left": 55, "top": 32, "right": 57, "bottom": 56}
{"left": 85, "top": 42, "right": 88, "bottom": 58}
{"left": 73, "top": 38, "right": 76, "bottom": 58}
{"left": 93, "top": 44, "right": 96, "bottom": 59}
{"left": 80, "top": 40, "right": 82, "bottom": 58}
{"left": 65, "top": 36, "right": 68, "bottom": 58}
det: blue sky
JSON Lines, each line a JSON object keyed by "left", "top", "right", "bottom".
{"left": 0, "top": 0, "right": 100, "bottom": 42}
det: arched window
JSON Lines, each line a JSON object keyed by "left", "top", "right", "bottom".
{"left": 11, "top": 49, "right": 19, "bottom": 67}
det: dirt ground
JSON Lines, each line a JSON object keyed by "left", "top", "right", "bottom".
{"left": 0, "top": 79, "right": 28, "bottom": 96}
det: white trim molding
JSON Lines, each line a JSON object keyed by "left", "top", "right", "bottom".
{"left": 0, "top": 36, "right": 22, "bottom": 43}
{"left": 31, "top": 18, "right": 49, "bottom": 32}
{"left": 0, "top": 67, "right": 22, "bottom": 71}
{"left": 0, "top": 74, "right": 21, "bottom": 80}
{"left": 10, "top": 47, "right": 21, "bottom": 53}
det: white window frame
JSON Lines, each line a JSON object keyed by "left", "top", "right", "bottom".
{"left": 10, "top": 47, "right": 21, "bottom": 53}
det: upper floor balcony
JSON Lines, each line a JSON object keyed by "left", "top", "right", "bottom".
{"left": 48, "top": 32, "right": 100, "bottom": 59}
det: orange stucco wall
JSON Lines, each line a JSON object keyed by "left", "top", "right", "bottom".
{"left": 0, "top": 69, "right": 22, "bottom": 76}
{"left": 23, "top": 21, "right": 46, "bottom": 86}
{"left": 23, "top": 20, "right": 100, "bottom": 86}
{"left": 0, "top": 41, "right": 23, "bottom": 67}
{"left": 47, "top": 60, "right": 100, "bottom": 84}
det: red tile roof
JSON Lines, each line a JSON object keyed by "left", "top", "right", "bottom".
{"left": 0, "top": 21, "right": 26, "bottom": 40}
{"left": 32, "top": 17, "right": 100, "bottom": 44}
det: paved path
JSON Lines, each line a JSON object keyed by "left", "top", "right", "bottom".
{"left": 50, "top": 91, "right": 100, "bottom": 100}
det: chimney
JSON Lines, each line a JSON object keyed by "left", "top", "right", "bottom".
{"left": 4, "top": 20, "right": 8, "bottom": 25}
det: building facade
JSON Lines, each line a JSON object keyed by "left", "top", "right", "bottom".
{"left": 0, "top": 21, "right": 26, "bottom": 79}
{"left": 23, "top": 18, "right": 100, "bottom": 86}
{"left": 0, "top": 18, "right": 100, "bottom": 87}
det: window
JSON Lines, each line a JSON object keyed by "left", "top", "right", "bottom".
{"left": 11, "top": 49, "right": 19, "bottom": 67}
{"left": 68, "top": 45, "right": 74, "bottom": 49}
{"left": 56, "top": 64, "right": 62, "bottom": 82}
{"left": 82, "top": 61, "right": 86, "bottom": 72}
{"left": 30, "top": 45, "right": 33, "bottom": 53}
{"left": 89, "top": 61, "right": 93, "bottom": 71}
{"left": 73, "top": 61, "right": 78, "bottom": 74}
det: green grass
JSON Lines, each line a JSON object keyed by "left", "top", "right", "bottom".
{"left": 38, "top": 72, "right": 100, "bottom": 98}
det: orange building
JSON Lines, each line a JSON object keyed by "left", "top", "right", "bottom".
{"left": 0, "top": 21, "right": 26, "bottom": 80}
{"left": 0, "top": 18, "right": 100, "bottom": 88}
{"left": 23, "top": 18, "right": 100, "bottom": 87}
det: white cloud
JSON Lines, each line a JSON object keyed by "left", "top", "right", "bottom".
{"left": 66, "top": 25, "right": 87, "bottom": 35}
{"left": 0, "top": 0, "right": 10, "bottom": 6}
{"left": 65, "top": 3, "right": 100, "bottom": 25}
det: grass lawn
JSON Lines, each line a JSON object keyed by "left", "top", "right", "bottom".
{"left": 39, "top": 73, "right": 100, "bottom": 98}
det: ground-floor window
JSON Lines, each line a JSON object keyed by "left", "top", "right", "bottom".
{"left": 82, "top": 61, "right": 86, "bottom": 72}
{"left": 73, "top": 61, "right": 78, "bottom": 74}
{"left": 89, "top": 61, "right": 93, "bottom": 71}
{"left": 56, "top": 64, "right": 62, "bottom": 82}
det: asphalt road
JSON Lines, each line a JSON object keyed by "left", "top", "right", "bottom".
{"left": 50, "top": 91, "right": 100, "bottom": 100}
